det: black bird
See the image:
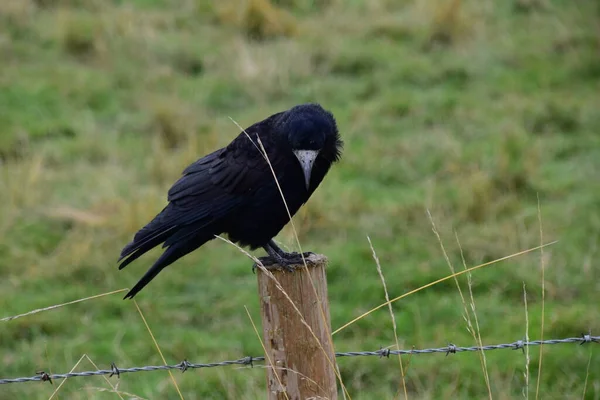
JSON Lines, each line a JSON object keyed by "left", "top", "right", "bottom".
{"left": 118, "top": 103, "right": 343, "bottom": 299}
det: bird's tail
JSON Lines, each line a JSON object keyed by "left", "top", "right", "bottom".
{"left": 118, "top": 207, "right": 216, "bottom": 299}
{"left": 122, "top": 238, "right": 196, "bottom": 299}
{"left": 118, "top": 206, "right": 175, "bottom": 270}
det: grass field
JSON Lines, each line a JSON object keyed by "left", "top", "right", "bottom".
{"left": 1, "top": 0, "right": 599, "bottom": 398}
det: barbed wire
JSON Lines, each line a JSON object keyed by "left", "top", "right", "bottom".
{"left": 1, "top": 333, "right": 597, "bottom": 385}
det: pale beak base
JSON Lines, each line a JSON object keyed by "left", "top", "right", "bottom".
{"left": 293, "top": 150, "right": 319, "bottom": 190}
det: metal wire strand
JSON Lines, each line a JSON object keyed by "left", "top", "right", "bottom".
{"left": 1, "top": 334, "right": 597, "bottom": 385}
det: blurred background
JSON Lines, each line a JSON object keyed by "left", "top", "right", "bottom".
{"left": 1, "top": 0, "right": 599, "bottom": 398}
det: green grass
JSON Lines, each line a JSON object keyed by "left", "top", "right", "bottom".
{"left": 1, "top": 0, "right": 599, "bottom": 398}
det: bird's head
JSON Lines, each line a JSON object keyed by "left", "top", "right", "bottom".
{"left": 277, "top": 103, "right": 343, "bottom": 190}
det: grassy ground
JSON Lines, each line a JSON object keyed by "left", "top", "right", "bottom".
{"left": 1, "top": 0, "right": 599, "bottom": 398}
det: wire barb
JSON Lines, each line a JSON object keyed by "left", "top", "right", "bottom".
{"left": 109, "top": 362, "right": 120, "bottom": 378}
{"left": 178, "top": 360, "right": 191, "bottom": 373}
{"left": 445, "top": 343, "right": 457, "bottom": 356}
{"left": 580, "top": 332, "right": 597, "bottom": 345}
{"left": 242, "top": 356, "right": 254, "bottom": 367}
{"left": 378, "top": 347, "right": 391, "bottom": 358}
{"left": 1, "top": 335, "right": 598, "bottom": 385}
{"left": 36, "top": 371, "right": 52, "bottom": 385}
{"left": 513, "top": 340, "right": 525, "bottom": 353}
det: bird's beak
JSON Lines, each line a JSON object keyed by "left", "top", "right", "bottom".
{"left": 293, "top": 150, "right": 319, "bottom": 190}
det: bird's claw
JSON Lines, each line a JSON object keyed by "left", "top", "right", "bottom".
{"left": 251, "top": 253, "right": 315, "bottom": 273}
{"left": 287, "top": 251, "right": 315, "bottom": 259}
{"left": 252, "top": 256, "right": 277, "bottom": 273}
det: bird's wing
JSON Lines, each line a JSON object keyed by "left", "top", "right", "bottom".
{"left": 167, "top": 111, "right": 286, "bottom": 202}
{"left": 168, "top": 133, "right": 280, "bottom": 205}
{"left": 119, "top": 128, "right": 287, "bottom": 299}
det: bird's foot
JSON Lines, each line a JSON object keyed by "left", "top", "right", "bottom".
{"left": 252, "top": 252, "right": 316, "bottom": 273}
{"left": 284, "top": 251, "right": 316, "bottom": 259}
{"left": 252, "top": 256, "right": 290, "bottom": 273}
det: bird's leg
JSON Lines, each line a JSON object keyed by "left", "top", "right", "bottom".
{"left": 266, "top": 240, "right": 315, "bottom": 262}
{"left": 266, "top": 239, "right": 287, "bottom": 256}
{"left": 252, "top": 240, "right": 315, "bottom": 272}
{"left": 268, "top": 240, "right": 315, "bottom": 259}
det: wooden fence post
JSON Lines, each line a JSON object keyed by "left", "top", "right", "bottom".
{"left": 257, "top": 253, "right": 338, "bottom": 399}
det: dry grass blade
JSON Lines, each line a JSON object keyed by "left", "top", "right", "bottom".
{"left": 523, "top": 282, "right": 530, "bottom": 399}
{"left": 48, "top": 354, "right": 87, "bottom": 400}
{"left": 535, "top": 195, "right": 545, "bottom": 400}
{"left": 244, "top": 306, "right": 290, "bottom": 400}
{"left": 368, "top": 235, "right": 408, "bottom": 400}
{"left": 227, "top": 117, "right": 349, "bottom": 399}
{"left": 133, "top": 300, "right": 184, "bottom": 400}
{"left": 581, "top": 346, "right": 593, "bottom": 399}
{"left": 1, "top": 289, "right": 129, "bottom": 322}
{"left": 456, "top": 232, "right": 492, "bottom": 398}
{"left": 87, "top": 387, "right": 148, "bottom": 399}
{"left": 332, "top": 241, "right": 559, "bottom": 335}
{"left": 49, "top": 354, "right": 128, "bottom": 400}
{"left": 227, "top": 117, "right": 310, "bottom": 263}
{"left": 426, "top": 210, "right": 491, "bottom": 398}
